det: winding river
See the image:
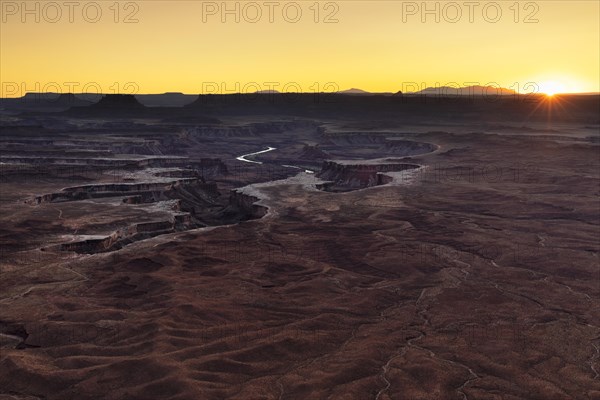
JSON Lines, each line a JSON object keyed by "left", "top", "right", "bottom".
{"left": 235, "top": 146, "right": 277, "bottom": 164}
{"left": 236, "top": 146, "right": 314, "bottom": 173}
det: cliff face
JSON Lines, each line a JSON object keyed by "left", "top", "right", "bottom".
{"left": 93, "top": 94, "right": 145, "bottom": 109}
{"left": 299, "top": 144, "right": 330, "bottom": 160}
{"left": 62, "top": 182, "right": 187, "bottom": 193}
{"left": 59, "top": 233, "right": 119, "bottom": 253}
{"left": 228, "top": 190, "right": 268, "bottom": 219}
{"left": 56, "top": 215, "right": 194, "bottom": 254}
{"left": 29, "top": 179, "right": 219, "bottom": 206}
{"left": 196, "top": 158, "right": 229, "bottom": 177}
{"left": 317, "top": 161, "right": 420, "bottom": 191}
{"left": 320, "top": 135, "right": 438, "bottom": 157}
{"left": 51, "top": 186, "right": 265, "bottom": 254}
{"left": 183, "top": 121, "right": 317, "bottom": 139}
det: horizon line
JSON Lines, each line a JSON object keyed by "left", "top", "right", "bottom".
{"left": 4, "top": 91, "right": 600, "bottom": 98}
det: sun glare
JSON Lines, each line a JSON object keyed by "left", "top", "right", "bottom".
{"left": 538, "top": 81, "right": 566, "bottom": 96}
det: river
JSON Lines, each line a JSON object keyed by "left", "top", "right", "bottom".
{"left": 236, "top": 147, "right": 314, "bottom": 173}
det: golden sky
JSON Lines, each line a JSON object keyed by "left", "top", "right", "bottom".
{"left": 1, "top": 1, "right": 598, "bottom": 96}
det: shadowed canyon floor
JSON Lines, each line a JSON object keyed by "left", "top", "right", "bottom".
{"left": 0, "top": 95, "right": 599, "bottom": 399}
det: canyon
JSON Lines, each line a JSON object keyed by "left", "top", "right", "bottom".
{"left": 0, "top": 94, "right": 598, "bottom": 399}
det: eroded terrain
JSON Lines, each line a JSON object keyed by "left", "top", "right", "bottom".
{"left": 0, "top": 94, "right": 599, "bottom": 399}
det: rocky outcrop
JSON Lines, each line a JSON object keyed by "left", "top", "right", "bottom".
{"left": 122, "top": 195, "right": 143, "bottom": 204}
{"left": 195, "top": 158, "right": 229, "bottom": 177}
{"left": 62, "top": 181, "right": 193, "bottom": 194}
{"left": 228, "top": 190, "right": 268, "bottom": 219}
{"left": 59, "top": 233, "right": 119, "bottom": 253}
{"left": 317, "top": 160, "right": 420, "bottom": 191}
{"left": 377, "top": 173, "right": 395, "bottom": 185}
{"left": 89, "top": 94, "right": 145, "bottom": 109}
{"left": 65, "top": 94, "right": 148, "bottom": 117}
{"left": 52, "top": 186, "right": 263, "bottom": 254}
{"left": 173, "top": 213, "right": 192, "bottom": 226}
{"left": 56, "top": 215, "right": 194, "bottom": 254}
{"left": 299, "top": 144, "right": 330, "bottom": 160}
{"left": 135, "top": 221, "right": 173, "bottom": 233}
{"left": 29, "top": 179, "right": 220, "bottom": 205}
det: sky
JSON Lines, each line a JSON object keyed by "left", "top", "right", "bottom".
{"left": 1, "top": 1, "right": 599, "bottom": 96}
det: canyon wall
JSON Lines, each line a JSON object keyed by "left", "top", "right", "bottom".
{"left": 317, "top": 161, "right": 420, "bottom": 190}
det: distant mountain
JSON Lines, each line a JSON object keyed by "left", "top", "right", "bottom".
{"left": 0, "top": 93, "right": 94, "bottom": 111}
{"left": 22, "top": 92, "right": 62, "bottom": 101}
{"left": 14, "top": 92, "right": 198, "bottom": 107}
{"left": 136, "top": 93, "right": 198, "bottom": 107}
{"left": 338, "top": 88, "right": 398, "bottom": 96}
{"left": 413, "top": 85, "right": 517, "bottom": 96}
{"left": 338, "top": 88, "right": 372, "bottom": 95}
{"left": 93, "top": 94, "right": 145, "bottom": 108}
{"left": 255, "top": 90, "right": 281, "bottom": 94}
{"left": 63, "top": 94, "right": 146, "bottom": 117}
{"left": 24, "top": 93, "right": 94, "bottom": 106}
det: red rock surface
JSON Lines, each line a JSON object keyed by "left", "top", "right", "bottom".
{"left": 1, "top": 102, "right": 599, "bottom": 399}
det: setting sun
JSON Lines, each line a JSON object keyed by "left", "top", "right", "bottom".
{"left": 538, "top": 81, "right": 566, "bottom": 96}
